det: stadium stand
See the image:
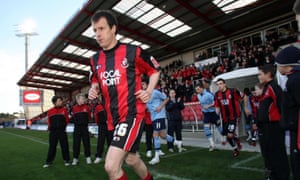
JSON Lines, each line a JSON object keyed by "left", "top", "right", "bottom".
{"left": 18, "top": 0, "right": 296, "bottom": 132}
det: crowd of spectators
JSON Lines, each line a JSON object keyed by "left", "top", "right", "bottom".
{"left": 158, "top": 27, "right": 298, "bottom": 102}
{"left": 29, "top": 24, "right": 299, "bottom": 123}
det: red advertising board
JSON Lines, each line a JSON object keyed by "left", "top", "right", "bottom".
{"left": 22, "top": 90, "right": 42, "bottom": 104}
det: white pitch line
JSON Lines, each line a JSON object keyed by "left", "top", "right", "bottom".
{"left": 151, "top": 170, "right": 192, "bottom": 180}
{"left": 230, "top": 154, "right": 263, "bottom": 172}
{"left": 0, "top": 130, "right": 49, "bottom": 145}
{"left": 1, "top": 130, "right": 192, "bottom": 179}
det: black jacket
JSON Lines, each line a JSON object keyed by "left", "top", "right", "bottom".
{"left": 166, "top": 98, "right": 185, "bottom": 121}
{"left": 281, "top": 68, "right": 300, "bottom": 131}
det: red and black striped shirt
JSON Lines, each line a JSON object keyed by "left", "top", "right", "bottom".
{"left": 214, "top": 88, "right": 241, "bottom": 122}
{"left": 250, "top": 95, "right": 260, "bottom": 120}
{"left": 90, "top": 43, "right": 160, "bottom": 131}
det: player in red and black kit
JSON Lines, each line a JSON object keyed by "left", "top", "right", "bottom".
{"left": 71, "top": 93, "right": 92, "bottom": 165}
{"left": 43, "top": 96, "right": 70, "bottom": 168}
{"left": 248, "top": 86, "right": 260, "bottom": 146}
{"left": 257, "top": 64, "right": 289, "bottom": 180}
{"left": 214, "top": 78, "right": 242, "bottom": 157}
{"left": 88, "top": 10, "right": 159, "bottom": 180}
{"left": 94, "top": 98, "right": 113, "bottom": 164}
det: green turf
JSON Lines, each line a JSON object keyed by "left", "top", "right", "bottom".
{"left": 0, "top": 128, "right": 267, "bottom": 180}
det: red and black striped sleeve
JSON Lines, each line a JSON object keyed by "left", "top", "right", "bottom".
{"left": 135, "top": 47, "right": 160, "bottom": 76}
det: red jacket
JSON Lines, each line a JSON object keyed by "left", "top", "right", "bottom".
{"left": 47, "top": 106, "right": 69, "bottom": 131}
{"left": 72, "top": 104, "right": 91, "bottom": 126}
{"left": 94, "top": 104, "right": 106, "bottom": 125}
{"left": 257, "top": 80, "right": 282, "bottom": 123}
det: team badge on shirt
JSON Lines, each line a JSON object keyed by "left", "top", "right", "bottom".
{"left": 96, "top": 64, "right": 101, "bottom": 70}
{"left": 121, "top": 57, "right": 129, "bottom": 68}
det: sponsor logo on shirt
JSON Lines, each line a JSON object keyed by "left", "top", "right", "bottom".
{"left": 100, "top": 70, "right": 121, "bottom": 86}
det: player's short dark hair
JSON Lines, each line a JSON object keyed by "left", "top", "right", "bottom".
{"left": 216, "top": 78, "right": 226, "bottom": 84}
{"left": 91, "top": 10, "right": 118, "bottom": 34}
{"left": 195, "top": 83, "right": 204, "bottom": 89}
{"left": 243, "top": 87, "right": 251, "bottom": 96}
{"left": 258, "top": 64, "right": 276, "bottom": 78}
{"left": 51, "top": 95, "right": 63, "bottom": 104}
{"left": 202, "top": 78, "right": 211, "bottom": 85}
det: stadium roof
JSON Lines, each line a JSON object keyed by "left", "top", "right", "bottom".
{"left": 18, "top": 0, "right": 294, "bottom": 92}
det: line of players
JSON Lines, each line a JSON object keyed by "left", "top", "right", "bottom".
{"left": 41, "top": 75, "right": 260, "bottom": 168}
{"left": 195, "top": 63, "right": 296, "bottom": 180}
{"left": 42, "top": 65, "right": 295, "bottom": 180}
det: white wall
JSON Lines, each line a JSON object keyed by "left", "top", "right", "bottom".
{"left": 159, "top": 51, "right": 195, "bottom": 68}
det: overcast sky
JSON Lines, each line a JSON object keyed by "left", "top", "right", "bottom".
{"left": 0, "top": 0, "right": 87, "bottom": 113}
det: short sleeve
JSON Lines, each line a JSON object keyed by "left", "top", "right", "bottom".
{"left": 136, "top": 47, "right": 160, "bottom": 76}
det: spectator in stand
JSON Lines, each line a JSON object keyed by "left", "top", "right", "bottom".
{"left": 214, "top": 78, "right": 242, "bottom": 157}
{"left": 94, "top": 97, "right": 113, "bottom": 164}
{"left": 176, "top": 80, "right": 186, "bottom": 101}
{"left": 142, "top": 80, "right": 154, "bottom": 158}
{"left": 71, "top": 93, "right": 92, "bottom": 165}
{"left": 166, "top": 89, "right": 185, "bottom": 152}
{"left": 43, "top": 96, "right": 70, "bottom": 168}
{"left": 257, "top": 64, "right": 290, "bottom": 180}
{"left": 184, "top": 79, "right": 194, "bottom": 102}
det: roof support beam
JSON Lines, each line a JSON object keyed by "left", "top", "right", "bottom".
{"left": 18, "top": 83, "right": 67, "bottom": 91}
{"left": 175, "top": 0, "right": 227, "bottom": 36}
{"left": 60, "top": 37, "right": 99, "bottom": 51}
{"left": 44, "top": 64, "right": 89, "bottom": 76}
{"left": 45, "top": 53, "right": 90, "bottom": 66}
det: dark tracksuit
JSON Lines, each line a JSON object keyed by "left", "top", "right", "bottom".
{"left": 94, "top": 104, "right": 113, "bottom": 158}
{"left": 72, "top": 104, "right": 91, "bottom": 158}
{"left": 281, "top": 67, "right": 300, "bottom": 180}
{"left": 166, "top": 98, "right": 185, "bottom": 149}
{"left": 257, "top": 80, "right": 290, "bottom": 180}
{"left": 144, "top": 109, "right": 153, "bottom": 151}
{"left": 46, "top": 106, "right": 70, "bottom": 164}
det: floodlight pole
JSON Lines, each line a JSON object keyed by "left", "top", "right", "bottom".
{"left": 16, "top": 31, "right": 38, "bottom": 128}
{"left": 16, "top": 32, "right": 38, "bottom": 72}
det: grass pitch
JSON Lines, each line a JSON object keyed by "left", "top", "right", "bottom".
{"left": 0, "top": 128, "right": 266, "bottom": 180}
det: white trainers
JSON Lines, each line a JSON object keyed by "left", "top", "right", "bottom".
{"left": 94, "top": 157, "right": 102, "bottom": 164}
{"left": 72, "top": 158, "right": 78, "bottom": 166}
{"left": 168, "top": 148, "right": 174, "bottom": 153}
{"left": 43, "top": 164, "right": 50, "bottom": 168}
{"left": 209, "top": 145, "right": 215, "bottom": 152}
{"left": 174, "top": 140, "right": 183, "bottom": 153}
{"left": 86, "top": 157, "right": 92, "bottom": 164}
{"left": 149, "top": 157, "right": 160, "bottom": 165}
{"left": 146, "top": 150, "right": 152, "bottom": 158}
{"left": 64, "top": 162, "right": 70, "bottom": 166}
{"left": 158, "top": 150, "right": 165, "bottom": 156}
